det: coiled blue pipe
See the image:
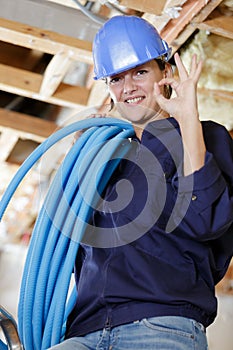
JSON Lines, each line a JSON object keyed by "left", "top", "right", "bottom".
{"left": 0, "top": 117, "right": 134, "bottom": 350}
{"left": 0, "top": 341, "right": 7, "bottom": 349}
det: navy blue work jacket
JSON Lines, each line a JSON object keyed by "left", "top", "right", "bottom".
{"left": 66, "top": 118, "right": 233, "bottom": 338}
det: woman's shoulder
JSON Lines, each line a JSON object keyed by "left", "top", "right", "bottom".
{"left": 201, "top": 120, "right": 232, "bottom": 147}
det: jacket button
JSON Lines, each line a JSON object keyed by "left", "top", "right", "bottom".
{"left": 191, "top": 194, "right": 197, "bottom": 201}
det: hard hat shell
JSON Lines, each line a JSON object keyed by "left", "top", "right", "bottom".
{"left": 93, "top": 15, "right": 172, "bottom": 80}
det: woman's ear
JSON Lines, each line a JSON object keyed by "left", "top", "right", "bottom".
{"left": 164, "top": 63, "right": 173, "bottom": 79}
{"left": 163, "top": 63, "right": 173, "bottom": 99}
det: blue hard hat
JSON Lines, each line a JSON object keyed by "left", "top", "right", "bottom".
{"left": 93, "top": 15, "right": 172, "bottom": 80}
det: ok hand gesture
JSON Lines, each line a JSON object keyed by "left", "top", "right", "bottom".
{"left": 154, "top": 52, "right": 203, "bottom": 126}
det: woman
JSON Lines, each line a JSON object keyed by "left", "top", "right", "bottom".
{"left": 49, "top": 15, "right": 233, "bottom": 350}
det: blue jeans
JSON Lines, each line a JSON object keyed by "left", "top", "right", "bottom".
{"left": 48, "top": 316, "right": 208, "bottom": 350}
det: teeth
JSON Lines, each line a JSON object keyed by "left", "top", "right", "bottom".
{"left": 126, "top": 97, "right": 143, "bottom": 104}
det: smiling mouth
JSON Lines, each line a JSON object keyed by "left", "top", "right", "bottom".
{"left": 125, "top": 97, "right": 144, "bottom": 104}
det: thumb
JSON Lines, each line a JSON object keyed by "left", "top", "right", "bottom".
{"left": 153, "top": 82, "right": 168, "bottom": 110}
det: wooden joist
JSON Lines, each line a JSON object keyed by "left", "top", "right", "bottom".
{"left": 0, "top": 17, "right": 93, "bottom": 64}
{"left": 160, "top": 0, "right": 224, "bottom": 52}
{"left": 0, "top": 108, "right": 58, "bottom": 142}
{"left": 0, "top": 130, "right": 19, "bottom": 162}
{"left": 39, "top": 51, "right": 76, "bottom": 98}
{"left": 118, "top": 0, "right": 167, "bottom": 15}
{"left": 87, "top": 80, "right": 110, "bottom": 108}
{"left": 198, "top": 88, "right": 233, "bottom": 103}
{"left": 0, "top": 108, "right": 75, "bottom": 170}
{"left": 197, "top": 15, "right": 233, "bottom": 40}
{"left": 0, "top": 63, "right": 90, "bottom": 108}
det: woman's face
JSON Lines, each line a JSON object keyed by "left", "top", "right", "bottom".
{"left": 106, "top": 60, "right": 169, "bottom": 126}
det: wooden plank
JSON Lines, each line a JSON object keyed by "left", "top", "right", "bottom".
{"left": 0, "top": 110, "right": 72, "bottom": 171}
{"left": 191, "top": 0, "right": 224, "bottom": 24}
{"left": 118, "top": 0, "right": 167, "bottom": 14}
{"left": 0, "top": 63, "right": 90, "bottom": 108}
{"left": 87, "top": 80, "right": 110, "bottom": 108}
{"left": 198, "top": 88, "right": 233, "bottom": 103}
{"left": 40, "top": 52, "right": 74, "bottom": 97}
{"left": 197, "top": 15, "right": 233, "bottom": 40}
{"left": 161, "top": 0, "right": 212, "bottom": 44}
{"left": 0, "top": 108, "right": 58, "bottom": 142}
{"left": 0, "top": 42, "right": 43, "bottom": 70}
{"left": 52, "top": 83, "right": 90, "bottom": 108}
{"left": 52, "top": 0, "right": 167, "bottom": 17}
{"left": 161, "top": 0, "right": 224, "bottom": 53}
{"left": 0, "top": 130, "right": 18, "bottom": 162}
{"left": 0, "top": 17, "right": 93, "bottom": 64}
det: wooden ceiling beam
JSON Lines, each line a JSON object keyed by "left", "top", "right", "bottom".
{"left": 0, "top": 108, "right": 58, "bottom": 142}
{"left": 198, "top": 88, "right": 233, "bottom": 103}
{"left": 0, "top": 108, "right": 74, "bottom": 172}
{"left": 0, "top": 17, "right": 93, "bottom": 64}
{"left": 0, "top": 130, "right": 19, "bottom": 162}
{"left": 39, "top": 52, "right": 75, "bottom": 98}
{"left": 160, "top": 0, "right": 224, "bottom": 52}
{"left": 197, "top": 15, "right": 233, "bottom": 40}
{"left": 0, "top": 63, "right": 90, "bottom": 108}
{"left": 87, "top": 80, "right": 110, "bottom": 108}
{"left": 118, "top": 0, "right": 167, "bottom": 14}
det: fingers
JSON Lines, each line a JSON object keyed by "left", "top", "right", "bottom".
{"left": 158, "top": 77, "right": 179, "bottom": 90}
{"left": 175, "top": 52, "right": 203, "bottom": 84}
{"left": 89, "top": 113, "right": 106, "bottom": 118}
{"left": 73, "top": 114, "right": 106, "bottom": 144}
{"left": 73, "top": 130, "right": 84, "bottom": 145}
{"left": 174, "top": 52, "right": 188, "bottom": 81}
{"left": 189, "top": 54, "right": 203, "bottom": 79}
{"left": 158, "top": 53, "right": 202, "bottom": 91}
{"left": 153, "top": 82, "right": 169, "bottom": 110}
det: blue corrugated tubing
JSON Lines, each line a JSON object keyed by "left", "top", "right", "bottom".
{"left": 0, "top": 341, "right": 7, "bottom": 350}
{"left": 0, "top": 117, "right": 134, "bottom": 350}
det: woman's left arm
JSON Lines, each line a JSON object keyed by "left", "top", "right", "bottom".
{"left": 154, "top": 52, "right": 206, "bottom": 176}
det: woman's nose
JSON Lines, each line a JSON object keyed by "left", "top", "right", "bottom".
{"left": 123, "top": 75, "right": 136, "bottom": 94}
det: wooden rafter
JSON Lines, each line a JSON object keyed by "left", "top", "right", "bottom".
{"left": 0, "top": 108, "right": 58, "bottom": 142}
{"left": 0, "top": 63, "right": 90, "bottom": 108}
{"left": 197, "top": 15, "right": 233, "bottom": 40}
{"left": 0, "top": 109, "right": 56, "bottom": 163}
{"left": 0, "top": 130, "right": 19, "bottom": 162}
{"left": 0, "top": 17, "right": 93, "bottom": 64}
{"left": 198, "top": 88, "right": 233, "bottom": 103}
{"left": 160, "top": 0, "right": 224, "bottom": 52}
{"left": 0, "top": 108, "right": 68, "bottom": 168}
{"left": 118, "top": 0, "right": 167, "bottom": 14}
{"left": 39, "top": 52, "right": 75, "bottom": 98}
{"left": 87, "top": 80, "right": 110, "bottom": 108}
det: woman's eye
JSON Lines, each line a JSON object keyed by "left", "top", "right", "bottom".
{"left": 136, "top": 69, "right": 147, "bottom": 76}
{"left": 109, "top": 76, "right": 121, "bottom": 84}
